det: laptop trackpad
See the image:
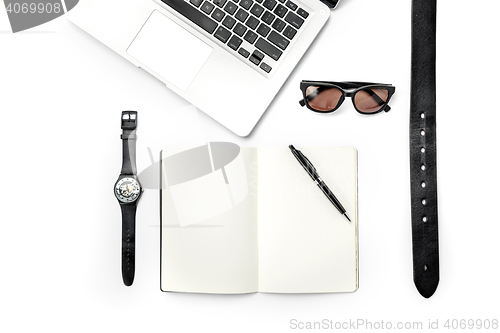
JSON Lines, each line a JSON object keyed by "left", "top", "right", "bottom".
{"left": 127, "top": 10, "right": 213, "bottom": 91}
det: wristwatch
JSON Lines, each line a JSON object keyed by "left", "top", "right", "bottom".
{"left": 114, "top": 111, "right": 142, "bottom": 286}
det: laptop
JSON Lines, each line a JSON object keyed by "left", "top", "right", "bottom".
{"left": 67, "top": 0, "right": 333, "bottom": 136}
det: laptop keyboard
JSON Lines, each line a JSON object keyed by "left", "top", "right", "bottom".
{"left": 160, "top": 0, "right": 309, "bottom": 74}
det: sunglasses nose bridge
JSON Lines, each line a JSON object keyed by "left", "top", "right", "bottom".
{"left": 345, "top": 92, "right": 355, "bottom": 98}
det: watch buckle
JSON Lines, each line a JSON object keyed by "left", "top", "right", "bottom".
{"left": 121, "top": 111, "right": 138, "bottom": 130}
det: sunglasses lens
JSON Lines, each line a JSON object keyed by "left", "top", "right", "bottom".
{"left": 305, "top": 86, "right": 343, "bottom": 112}
{"left": 354, "top": 88, "right": 389, "bottom": 113}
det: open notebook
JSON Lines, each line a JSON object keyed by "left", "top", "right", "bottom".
{"left": 160, "top": 144, "right": 358, "bottom": 294}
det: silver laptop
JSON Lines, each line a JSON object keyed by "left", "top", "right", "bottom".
{"left": 67, "top": 0, "right": 332, "bottom": 136}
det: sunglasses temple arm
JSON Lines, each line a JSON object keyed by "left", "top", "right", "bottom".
{"left": 300, "top": 85, "right": 329, "bottom": 106}
{"left": 344, "top": 81, "right": 388, "bottom": 87}
{"left": 364, "top": 89, "right": 384, "bottom": 105}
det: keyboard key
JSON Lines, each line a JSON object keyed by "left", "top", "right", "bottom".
{"left": 278, "top": 0, "right": 285, "bottom": 3}
{"left": 222, "top": 15, "right": 236, "bottom": 28}
{"left": 256, "top": 23, "right": 271, "bottom": 37}
{"left": 238, "top": 48, "right": 250, "bottom": 58}
{"left": 250, "top": 4, "right": 264, "bottom": 17}
{"left": 297, "top": 8, "right": 309, "bottom": 19}
{"left": 190, "top": 0, "right": 203, "bottom": 7}
{"left": 260, "top": 62, "right": 272, "bottom": 73}
{"left": 255, "top": 37, "right": 282, "bottom": 60}
{"left": 201, "top": 1, "right": 215, "bottom": 14}
{"left": 244, "top": 30, "right": 258, "bottom": 44}
{"left": 240, "top": 0, "right": 253, "bottom": 10}
{"left": 283, "top": 25, "right": 297, "bottom": 39}
{"left": 161, "top": 0, "right": 218, "bottom": 34}
{"left": 252, "top": 49, "right": 264, "bottom": 61}
{"left": 273, "top": 4, "right": 287, "bottom": 18}
{"left": 261, "top": 11, "right": 275, "bottom": 24}
{"left": 284, "top": 11, "right": 303, "bottom": 29}
{"left": 211, "top": 8, "right": 225, "bottom": 21}
{"left": 285, "top": 0, "right": 297, "bottom": 11}
{"left": 249, "top": 55, "right": 261, "bottom": 66}
{"left": 271, "top": 18, "right": 285, "bottom": 32}
{"left": 224, "top": 1, "right": 238, "bottom": 14}
{"left": 213, "top": 0, "right": 227, "bottom": 7}
{"left": 235, "top": 8, "right": 249, "bottom": 22}
{"left": 233, "top": 22, "right": 247, "bottom": 36}
{"left": 267, "top": 30, "right": 289, "bottom": 50}
{"left": 263, "top": 0, "right": 277, "bottom": 10}
{"left": 228, "top": 35, "right": 243, "bottom": 50}
{"left": 214, "top": 26, "right": 231, "bottom": 43}
{"left": 246, "top": 16, "right": 260, "bottom": 29}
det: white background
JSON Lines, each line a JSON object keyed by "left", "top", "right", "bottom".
{"left": 1, "top": 0, "right": 499, "bottom": 332}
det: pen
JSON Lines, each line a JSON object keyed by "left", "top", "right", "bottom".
{"left": 289, "top": 145, "right": 351, "bottom": 222}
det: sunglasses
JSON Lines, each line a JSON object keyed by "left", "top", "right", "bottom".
{"left": 299, "top": 81, "right": 396, "bottom": 114}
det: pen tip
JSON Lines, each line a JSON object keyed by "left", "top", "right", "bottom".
{"left": 344, "top": 213, "right": 351, "bottom": 222}
{"left": 289, "top": 145, "right": 295, "bottom": 150}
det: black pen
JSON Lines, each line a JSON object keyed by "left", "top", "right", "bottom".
{"left": 289, "top": 145, "right": 351, "bottom": 222}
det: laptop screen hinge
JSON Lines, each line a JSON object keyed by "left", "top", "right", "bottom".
{"left": 319, "top": 0, "right": 339, "bottom": 9}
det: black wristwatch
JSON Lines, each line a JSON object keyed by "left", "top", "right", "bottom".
{"left": 114, "top": 111, "right": 142, "bottom": 286}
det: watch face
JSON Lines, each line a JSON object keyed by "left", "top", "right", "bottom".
{"left": 115, "top": 177, "right": 141, "bottom": 203}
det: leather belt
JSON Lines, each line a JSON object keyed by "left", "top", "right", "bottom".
{"left": 410, "top": 0, "right": 440, "bottom": 298}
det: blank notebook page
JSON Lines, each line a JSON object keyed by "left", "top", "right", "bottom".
{"left": 257, "top": 147, "right": 358, "bottom": 293}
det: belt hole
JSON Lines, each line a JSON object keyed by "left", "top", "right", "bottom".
{"left": 421, "top": 147, "right": 426, "bottom": 153}
{"left": 424, "top": 265, "right": 428, "bottom": 271}
{"left": 422, "top": 199, "right": 427, "bottom": 205}
{"left": 420, "top": 113, "right": 425, "bottom": 119}
{"left": 421, "top": 181, "right": 426, "bottom": 188}
{"left": 422, "top": 216, "right": 428, "bottom": 222}
{"left": 420, "top": 130, "right": 425, "bottom": 136}
{"left": 421, "top": 164, "right": 426, "bottom": 170}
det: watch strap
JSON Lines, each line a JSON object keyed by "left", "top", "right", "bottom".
{"left": 410, "top": 0, "right": 439, "bottom": 298}
{"left": 121, "top": 111, "right": 138, "bottom": 175}
{"left": 121, "top": 204, "right": 137, "bottom": 286}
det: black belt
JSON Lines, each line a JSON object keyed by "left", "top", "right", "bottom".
{"left": 410, "top": 0, "right": 440, "bottom": 298}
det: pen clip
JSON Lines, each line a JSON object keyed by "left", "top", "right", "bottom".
{"left": 299, "top": 151, "right": 317, "bottom": 173}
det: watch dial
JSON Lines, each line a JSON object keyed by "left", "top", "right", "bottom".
{"left": 115, "top": 178, "right": 141, "bottom": 203}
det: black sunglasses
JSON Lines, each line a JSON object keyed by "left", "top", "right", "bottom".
{"left": 299, "top": 81, "right": 396, "bottom": 114}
